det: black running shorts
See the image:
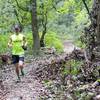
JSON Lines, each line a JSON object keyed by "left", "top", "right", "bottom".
{"left": 12, "top": 55, "right": 24, "bottom": 64}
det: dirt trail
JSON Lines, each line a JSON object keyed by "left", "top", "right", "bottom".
{"left": 0, "top": 60, "right": 48, "bottom": 100}
{"left": 63, "top": 40, "right": 75, "bottom": 54}
{"left": 0, "top": 40, "right": 75, "bottom": 100}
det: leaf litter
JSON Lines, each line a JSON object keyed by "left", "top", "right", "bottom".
{"left": 0, "top": 46, "right": 100, "bottom": 99}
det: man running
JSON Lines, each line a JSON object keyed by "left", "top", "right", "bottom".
{"left": 8, "top": 24, "right": 27, "bottom": 82}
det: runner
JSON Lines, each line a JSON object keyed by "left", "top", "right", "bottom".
{"left": 8, "top": 24, "right": 27, "bottom": 82}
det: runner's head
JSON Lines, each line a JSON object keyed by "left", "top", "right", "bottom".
{"left": 14, "top": 24, "right": 22, "bottom": 33}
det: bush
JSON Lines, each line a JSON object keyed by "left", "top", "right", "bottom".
{"left": 74, "top": 39, "right": 86, "bottom": 48}
{"left": 45, "top": 31, "right": 63, "bottom": 52}
{"left": 0, "top": 34, "right": 9, "bottom": 54}
{"left": 26, "top": 31, "right": 63, "bottom": 53}
{"left": 26, "top": 33, "right": 33, "bottom": 50}
{"left": 63, "top": 59, "right": 83, "bottom": 75}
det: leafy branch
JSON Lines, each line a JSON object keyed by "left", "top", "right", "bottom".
{"left": 14, "top": 0, "right": 29, "bottom": 12}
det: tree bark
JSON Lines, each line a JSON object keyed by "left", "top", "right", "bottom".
{"left": 96, "top": 0, "right": 100, "bottom": 44}
{"left": 92, "top": 0, "right": 100, "bottom": 59}
{"left": 40, "top": 27, "right": 46, "bottom": 47}
{"left": 39, "top": 1, "right": 48, "bottom": 47}
{"left": 40, "top": 11, "right": 48, "bottom": 47}
{"left": 85, "top": 0, "right": 100, "bottom": 61}
{"left": 31, "top": 0, "right": 40, "bottom": 54}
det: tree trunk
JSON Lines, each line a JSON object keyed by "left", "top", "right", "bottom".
{"left": 40, "top": 29, "right": 46, "bottom": 47}
{"left": 85, "top": 0, "right": 100, "bottom": 61}
{"left": 92, "top": 0, "right": 100, "bottom": 60}
{"left": 96, "top": 0, "right": 100, "bottom": 44}
{"left": 40, "top": 1, "right": 48, "bottom": 47}
{"left": 40, "top": 13, "right": 47, "bottom": 47}
{"left": 31, "top": 0, "right": 40, "bottom": 54}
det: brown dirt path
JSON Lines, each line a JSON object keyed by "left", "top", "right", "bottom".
{"left": 63, "top": 40, "right": 75, "bottom": 54}
{"left": 0, "top": 40, "right": 76, "bottom": 100}
{"left": 0, "top": 60, "right": 48, "bottom": 100}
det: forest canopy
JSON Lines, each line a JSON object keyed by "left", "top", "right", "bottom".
{"left": 0, "top": 0, "right": 93, "bottom": 53}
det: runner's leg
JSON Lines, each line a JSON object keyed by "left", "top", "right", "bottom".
{"left": 12, "top": 55, "right": 20, "bottom": 80}
{"left": 19, "top": 57, "right": 24, "bottom": 76}
{"left": 15, "top": 63, "right": 20, "bottom": 79}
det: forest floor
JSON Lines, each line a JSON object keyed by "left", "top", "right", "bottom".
{"left": 0, "top": 41, "right": 100, "bottom": 100}
{"left": 0, "top": 58, "right": 49, "bottom": 100}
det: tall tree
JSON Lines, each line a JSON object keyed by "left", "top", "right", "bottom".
{"left": 92, "top": 0, "right": 100, "bottom": 59}
{"left": 14, "top": 0, "right": 40, "bottom": 54}
{"left": 84, "top": 0, "right": 100, "bottom": 61}
{"left": 39, "top": 0, "right": 48, "bottom": 47}
{"left": 31, "top": 0, "right": 40, "bottom": 54}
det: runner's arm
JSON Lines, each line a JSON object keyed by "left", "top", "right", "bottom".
{"left": 23, "top": 36, "right": 27, "bottom": 47}
{"left": 8, "top": 37, "right": 12, "bottom": 48}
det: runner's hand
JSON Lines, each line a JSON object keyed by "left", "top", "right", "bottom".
{"left": 8, "top": 43, "right": 12, "bottom": 48}
{"left": 22, "top": 45, "right": 27, "bottom": 50}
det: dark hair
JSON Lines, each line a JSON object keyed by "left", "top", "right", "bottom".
{"left": 14, "top": 24, "right": 23, "bottom": 32}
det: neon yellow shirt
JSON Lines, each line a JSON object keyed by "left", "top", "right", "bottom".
{"left": 11, "top": 33, "right": 24, "bottom": 56}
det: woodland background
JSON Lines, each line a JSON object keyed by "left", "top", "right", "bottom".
{"left": 1, "top": 0, "right": 100, "bottom": 100}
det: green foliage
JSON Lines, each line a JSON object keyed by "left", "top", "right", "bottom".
{"left": 63, "top": 60, "right": 83, "bottom": 75}
{"left": 0, "top": 34, "right": 9, "bottom": 54}
{"left": 45, "top": 31, "right": 63, "bottom": 52}
{"left": 42, "top": 79, "right": 53, "bottom": 86}
{"left": 0, "top": 0, "right": 92, "bottom": 40}
{"left": 75, "top": 10, "right": 88, "bottom": 24}
{"left": 97, "top": 79, "right": 100, "bottom": 82}
{"left": 26, "top": 31, "right": 64, "bottom": 52}
{"left": 0, "top": 31, "right": 63, "bottom": 54}
{"left": 70, "top": 60, "right": 83, "bottom": 75}
{"left": 26, "top": 33, "right": 33, "bottom": 50}
{"left": 74, "top": 39, "right": 86, "bottom": 48}
{"left": 0, "top": 0, "right": 93, "bottom": 54}
{"left": 57, "top": 0, "right": 75, "bottom": 14}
